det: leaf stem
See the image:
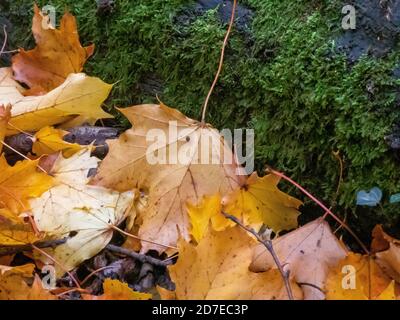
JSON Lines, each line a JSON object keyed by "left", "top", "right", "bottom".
{"left": 200, "top": 0, "right": 237, "bottom": 124}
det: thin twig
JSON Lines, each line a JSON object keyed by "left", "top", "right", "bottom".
{"left": 221, "top": 211, "right": 294, "bottom": 300}
{"left": 0, "top": 237, "right": 67, "bottom": 256}
{"left": 267, "top": 168, "right": 369, "bottom": 254}
{"left": 106, "top": 244, "right": 173, "bottom": 268}
{"left": 200, "top": 0, "right": 237, "bottom": 124}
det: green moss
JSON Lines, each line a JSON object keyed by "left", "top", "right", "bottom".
{"left": 3, "top": 0, "right": 400, "bottom": 235}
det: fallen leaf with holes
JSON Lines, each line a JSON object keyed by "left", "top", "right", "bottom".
{"left": 32, "top": 126, "right": 82, "bottom": 157}
{"left": 91, "top": 103, "right": 246, "bottom": 253}
{"left": 162, "top": 226, "right": 303, "bottom": 300}
{"left": 12, "top": 4, "right": 94, "bottom": 95}
{"left": 250, "top": 218, "right": 347, "bottom": 300}
{"left": 0, "top": 156, "right": 53, "bottom": 214}
{"left": 222, "top": 172, "right": 302, "bottom": 233}
{"left": 325, "top": 253, "right": 394, "bottom": 300}
{"left": 371, "top": 225, "right": 400, "bottom": 283}
{"left": 0, "top": 73, "right": 112, "bottom": 134}
{"left": 30, "top": 150, "right": 135, "bottom": 276}
{"left": 188, "top": 193, "right": 233, "bottom": 243}
{"left": 84, "top": 279, "right": 151, "bottom": 300}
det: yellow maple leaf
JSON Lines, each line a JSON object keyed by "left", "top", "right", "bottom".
{"left": 187, "top": 193, "right": 233, "bottom": 242}
{"left": 0, "top": 70, "right": 112, "bottom": 134}
{"left": 222, "top": 172, "right": 302, "bottom": 233}
{"left": 12, "top": 4, "right": 94, "bottom": 95}
{"left": 0, "top": 217, "right": 39, "bottom": 246}
{"left": 91, "top": 103, "right": 246, "bottom": 253}
{"left": 32, "top": 126, "right": 82, "bottom": 157}
{"left": 163, "top": 226, "right": 303, "bottom": 300}
{"left": 84, "top": 279, "right": 151, "bottom": 300}
{"left": 0, "top": 156, "right": 53, "bottom": 214}
{"left": 30, "top": 149, "right": 135, "bottom": 275}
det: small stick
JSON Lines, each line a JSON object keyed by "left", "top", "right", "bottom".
{"left": 0, "top": 237, "right": 67, "bottom": 257}
{"left": 106, "top": 244, "right": 173, "bottom": 268}
{"left": 221, "top": 211, "right": 294, "bottom": 300}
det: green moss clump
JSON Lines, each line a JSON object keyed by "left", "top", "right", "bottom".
{"left": 3, "top": 0, "right": 400, "bottom": 237}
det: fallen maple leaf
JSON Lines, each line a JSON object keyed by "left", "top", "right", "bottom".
{"left": 0, "top": 155, "right": 53, "bottom": 214}
{"left": 371, "top": 225, "right": 400, "bottom": 283}
{"left": 12, "top": 4, "right": 94, "bottom": 95}
{"left": 162, "top": 226, "right": 303, "bottom": 300}
{"left": 0, "top": 71, "right": 112, "bottom": 134}
{"left": 325, "top": 253, "right": 394, "bottom": 300}
{"left": 91, "top": 103, "right": 246, "bottom": 253}
{"left": 30, "top": 149, "right": 135, "bottom": 275}
{"left": 32, "top": 126, "right": 82, "bottom": 157}
{"left": 250, "top": 218, "right": 347, "bottom": 300}
{"left": 222, "top": 172, "right": 302, "bottom": 233}
{"left": 84, "top": 279, "right": 151, "bottom": 300}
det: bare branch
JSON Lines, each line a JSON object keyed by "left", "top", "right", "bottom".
{"left": 221, "top": 211, "right": 294, "bottom": 300}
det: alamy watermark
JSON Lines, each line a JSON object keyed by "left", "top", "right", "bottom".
{"left": 145, "top": 121, "right": 254, "bottom": 175}
{"left": 342, "top": 5, "right": 356, "bottom": 30}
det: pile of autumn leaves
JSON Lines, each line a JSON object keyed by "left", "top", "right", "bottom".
{"left": 0, "top": 5, "right": 400, "bottom": 300}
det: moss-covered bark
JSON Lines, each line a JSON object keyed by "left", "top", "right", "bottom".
{"left": 2, "top": 0, "right": 400, "bottom": 240}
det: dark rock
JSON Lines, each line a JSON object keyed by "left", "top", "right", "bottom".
{"left": 336, "top": 0, "right": 400, "bottom": 62}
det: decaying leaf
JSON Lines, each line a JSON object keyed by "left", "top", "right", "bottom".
{"left": 164, "top": 226, "right": 303, "bottom": 300}
{"left": 30, "top": 149, "right": 135, "bottom": 275}
{"left": 222, "top": 172, "right": 302, "bottom": 233}
{"left": 12, "top": 4, "right": 94, "bottom": 95}
{"left": 371, "top": 225, "right": 400, "bottom": 283}
{"left": 32, "top": 126, "right": 82, "bottom": 157}
{"left": 0, "top": 155, "right": 53, "bottom": 214}
{"left": 84, "top": 279, "right": 151, "bottom": 300}
{"left": 250, "top": 218, "right": 347, "bottom": 300}
{"left": 0, "top": 72, "right": 112, "bottom": 134}
{"left": 91, "top": 103, "right": 246, "bottom": 253}
{"left": 325, "top": 253, "right": 394, "bottom": 300}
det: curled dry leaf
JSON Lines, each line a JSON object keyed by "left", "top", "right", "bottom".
{"left": 91, "top": 103, "right": 246, "bottom": 253}
{"left": 222, "top": 172, "right": 302, "bottom": 233}
{"left": 0, "top": 70, "right": 112, "bottom": 134}
{"left": 325, "top": 253, "right": 394, "bottom": 300}
{"left": 32, "top": 126, "right": 82, "bottom": 157}
{"left": 250, "top": 218, "right": 347, "bottom": 300}
{"left": 12, "top": 4, "right": 94, "bottom": 95}
{"left": 84, "top": 279, "right": 151, "bottom": 300}
{"left": 371, "top": 225, "right": 400, "bottom": 283}
{"left": 161, "top": 226, "right": 303, "bottom": 300}
{"left": 30, "top": 149, "right": 135, "bottom": 275}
